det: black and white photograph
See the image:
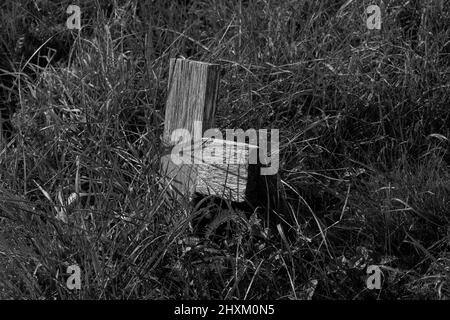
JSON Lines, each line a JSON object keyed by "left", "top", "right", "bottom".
{"left": 0, "top": 0, "right": 449, "bottom": 306}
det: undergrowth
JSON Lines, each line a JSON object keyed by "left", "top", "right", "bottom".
{"left": 0, "top": 0, "right": 449, "bottom": 299}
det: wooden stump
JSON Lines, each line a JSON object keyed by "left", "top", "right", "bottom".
{"left": 161, "top": 138, "right": 259, "bottom": 202}
{"left": 159, "top": 58, "right": 280, "bottom": 212}
{"left": 161, "top": 136, "right": 280, "bottom": 214}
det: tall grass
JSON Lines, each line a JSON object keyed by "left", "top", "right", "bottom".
{"left": 1, "top": 0, "right": 449, "bottom": 299}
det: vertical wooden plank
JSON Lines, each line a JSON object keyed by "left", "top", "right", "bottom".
{"left": 162, "top": 58, "right": 220, "bottom": 146}
{"left": 160, "top": 58, "right": 220, "bottom": 201}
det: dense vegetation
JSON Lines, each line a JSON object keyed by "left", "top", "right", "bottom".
{"left": 0, "top": 0, "right": 449, "bottom": 299}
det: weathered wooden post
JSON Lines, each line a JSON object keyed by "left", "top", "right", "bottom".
{"left": 161, "top": 58, "right": 220, "bottom": 147}
{"left": 160, "top": 58, "right": 220, "bottom": 202}
{"left": 160, "top": 58, "right": 281, "bottom": 216}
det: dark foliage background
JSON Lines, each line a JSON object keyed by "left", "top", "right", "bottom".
{"left": 0, "top": 0, "right": 449, "bottom": 299}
